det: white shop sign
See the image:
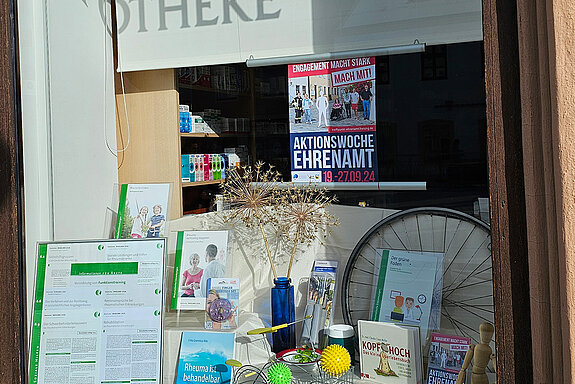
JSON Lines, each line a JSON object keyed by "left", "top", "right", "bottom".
{"left": 114, "top": 0, "right": 482, "bottom": 71}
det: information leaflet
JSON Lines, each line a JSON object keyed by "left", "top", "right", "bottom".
{"left": 288, "top": 56, "right": 378, "bottom": 182}
{"left": 29, "top": 239, "right": 166, "bottom": 384}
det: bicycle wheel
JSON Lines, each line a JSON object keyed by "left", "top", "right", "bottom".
{"left": 341, "top": 207, "right": 493, "bottom": 347}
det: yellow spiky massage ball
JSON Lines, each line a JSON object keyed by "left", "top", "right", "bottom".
{"left": 320, "top": 344, "right": 351, "bottom": 376}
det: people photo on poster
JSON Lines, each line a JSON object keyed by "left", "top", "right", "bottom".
{"left": 115, "top": 183, "right": 171, "bottom": 239}
{"left": 426, "top": 333, "right": 470, "bottom": 384}
{"left": 288, "top": 57, "right": 377, "bottom": 183}
{"left": 171, "top": 230, "right": 231, "bottom": 311}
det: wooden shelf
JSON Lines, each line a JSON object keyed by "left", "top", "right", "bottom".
{"left": 177, "top": 83, "right": 246, "bottom": 95}
{"left": 180, "top": 132, "right": 250, "bottom": 138}
{"left": 180, "top": 132, "right": 219, "bottom": 138}
{"left": 182, "top": 180, "right": 224, "bottom": 187}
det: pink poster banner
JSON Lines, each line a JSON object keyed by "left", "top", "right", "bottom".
{"left": 288, "top": 56, "right": 377, "bottom": 182}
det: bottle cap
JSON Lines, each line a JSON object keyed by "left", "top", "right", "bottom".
{"left": 328, "top": 324, "right": 355, "bottom": 339}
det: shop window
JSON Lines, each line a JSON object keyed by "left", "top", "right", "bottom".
{"left": 378, "top": 55, "right": 390, "bottom": 84}
{"left": 418, "top": 120, "right": 454, "bottom": 179}
{"left": 421, "top": 45, "right": 447, "bottom": 80}
{"left": 418, "top": 120, "right": 454, "bottom": 161}
{"left": 177, "top": 42, "right": 486, "bottom": 215}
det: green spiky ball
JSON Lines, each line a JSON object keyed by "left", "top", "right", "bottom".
{"left": 266, "top": 362, "right": 292, "bottom": 384}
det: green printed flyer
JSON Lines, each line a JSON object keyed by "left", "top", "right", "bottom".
{"left": 371, "top": 249, "right": 443, "bottom": 338}
{"left": 29, "top": 239, "right": 165, "bottom": 384}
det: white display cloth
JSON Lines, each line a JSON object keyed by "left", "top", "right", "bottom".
{"left": 162, "top": 205, "right": 397, "bottom": 382}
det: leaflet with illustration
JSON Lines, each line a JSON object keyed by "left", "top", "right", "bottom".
{"left": 371, "top": 249, "right": 443, "bottom": 338}
{"left": 171, "top": 230, "right": 231, "bottom": 310}
{"left": 176, "top": 331, "right": 235, "bottom": 384}
{"left": 29, "top": 239, "right": 165, "bottom": 384}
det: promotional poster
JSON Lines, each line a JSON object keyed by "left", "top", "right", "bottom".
{"left": 288, "top": 57, "right": 378, "bottom": 182}
{"left": 426, "top": 333, "right": 470, "bottom": 384}
{"left": 171, "top": 231, "right": 231, "bottom": 310}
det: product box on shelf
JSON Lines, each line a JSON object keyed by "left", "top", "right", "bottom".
{"left": 190, "top": 115, "right": 216, "bottom": 134}
{"left": 181, "top": 154, "right": 230, "bottom": 182}
{"left": 179, "top": 105, "right": 191, "bottom": 133}
{"left": 181, "top": 154, "right": 191, "bottom": 182}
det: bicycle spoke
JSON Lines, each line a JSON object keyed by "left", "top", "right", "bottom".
{"left": 390, "top": 224, "right": 408, "bottom": 250}
{"left": 443, "top": 278, "right": 492, "bottom": 295}
{"left": 443, "top": 225, "right": 478, "bottom": 278}
{"left": 443, "top": 234, "right": 490, "bottom": 291}
{"left": 443, "top": 299, "right": 495, "bottom": 317}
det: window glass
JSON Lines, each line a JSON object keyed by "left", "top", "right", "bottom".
{"left": 177, "top": 41, "right": 486, "bottom": 216}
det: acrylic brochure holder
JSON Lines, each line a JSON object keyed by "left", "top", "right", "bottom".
{"left": 164, "top": 228, "right": 242, "bottom": 382}
{"left": 28, "top": 239, "right": 167, "bottom": 384}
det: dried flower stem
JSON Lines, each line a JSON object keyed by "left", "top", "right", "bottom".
{"left": 258, "top": 221, "right": 278, "bottom": 279}
{"left": 286, "top": 226, "right": 301, "bottom": 279}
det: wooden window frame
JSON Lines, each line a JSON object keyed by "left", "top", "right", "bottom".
{"left": 0, "top": 0, "right": 28, "bottom": 382}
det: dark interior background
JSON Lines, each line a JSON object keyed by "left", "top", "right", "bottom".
{"left": 178, "top": 41, "right": 488, "bottom": 215}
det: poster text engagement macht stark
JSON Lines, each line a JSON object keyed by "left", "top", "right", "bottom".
{"left": 288, "top": 57, "right": 377, "bottom": 183}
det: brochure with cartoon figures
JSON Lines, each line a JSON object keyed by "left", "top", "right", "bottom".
{"left": 170, "top": 230, "right": 231, "bottom": 310}
{"left": 371, "top": 249, "right": 443, "bottom": 338}
{"left": 426, "top": 333, "right": 470, "bottom": 384}
{"left": 358, "top": 320, "right": 422, "bottom": 383}
{"left": 115, "top": 183, "right": 171, "bottom": 239}
{"left": 205, "top": 277, "right": 240, "bottom": 330}
{"left": 175, "top": 331, "right": 235, "bottom": 384}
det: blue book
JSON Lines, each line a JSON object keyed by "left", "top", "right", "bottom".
{"left": 176, "top": 331, "right": 235, "bottom": 384}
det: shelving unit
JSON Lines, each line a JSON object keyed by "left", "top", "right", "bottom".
{"left": 115, "top": 64, "right": 290, "bottom": 218}
{"left": 115, "top": 69, "right": 182, "bottom": 220}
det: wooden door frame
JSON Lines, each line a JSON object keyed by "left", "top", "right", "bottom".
{"left": 0, "top": 0, "right": 28, "bottom": 382}
{"left": 483, "top": 0, "right": 534, "bottom": 382}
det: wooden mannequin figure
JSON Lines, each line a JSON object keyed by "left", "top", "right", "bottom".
{"left": 456, "top": 322, "right": 497, "bottom": 384}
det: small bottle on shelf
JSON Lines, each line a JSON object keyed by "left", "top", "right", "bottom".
{"left": 189, "top": 155, "right": 195, "bottom": 182}
{"left": 204, "top": 154, "right": 210, "bottom": 181}
{"left": 220, "top": 154, "right": 226, "bottom": 180}
{"left": 197, "top": 155, "right": 204, "bottom": 181}
{"left": 208, "top": 154, "right": 213, "bottom": 181}
{"left": 214, "top": 155, "right": 221, "bottom": 180}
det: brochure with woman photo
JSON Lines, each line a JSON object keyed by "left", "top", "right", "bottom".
{"left": 170, "top": 230, "right": 231, "bottom": 310}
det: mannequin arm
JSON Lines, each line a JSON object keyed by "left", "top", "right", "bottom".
{"left": 491, "top": 353, "right": 497, "bottom": 373}
{"left": 456, "top": 344, "right": 475, "bottom": 384}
